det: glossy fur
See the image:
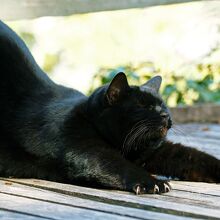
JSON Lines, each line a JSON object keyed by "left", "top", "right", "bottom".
{"left": 0, "top": 21, "right": 219, "bottom": 194}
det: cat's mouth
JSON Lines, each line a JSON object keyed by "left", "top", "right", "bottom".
{"left": 159, "top": 127, "right": 168, "bottom": 137}
{"left": 148, "top": 126, "right": 168, "bottom": 139}
{"left": 156, "top": 118, "right": 172, "bottom": 138}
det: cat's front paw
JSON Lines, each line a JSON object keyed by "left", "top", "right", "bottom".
{"left": 133, "top": 180, "right": 171, "bottom": 195}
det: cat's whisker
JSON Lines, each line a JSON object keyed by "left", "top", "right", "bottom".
{"left": 131, "top": 125, "right": 154, "bottom": 151}
{"left": 171, "top": 123, "right": 189, "bottom": 136}
{"left": 134, "top": 126, "right": 148, "bottom": 150}
{"left": 170, "top": 125, "right": 191, "bottom": 144}
{"left": 122, "top": 117, "right": 166, "bottom": 155}
{"left": 123, "top": 122, "right": 150, "bottom": 154}
{"left": 170, "top": 126, "right": 189, "bottom": 137}
{"left": 122, "top": 121, "right": 146, "bottom": 155}
{"left": 128, "top": 126, "right": 145, "bottom": 150}
{"left": 174, "top": 128, "right": 188, "bottom": 137}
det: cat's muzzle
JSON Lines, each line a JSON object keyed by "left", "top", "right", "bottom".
{"left": 159, "top": 127, "right": 168, "bottom": 137}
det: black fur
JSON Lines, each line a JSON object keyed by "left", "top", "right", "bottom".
{"left": 0, "top": 21, "right": 219, "bottom": 194}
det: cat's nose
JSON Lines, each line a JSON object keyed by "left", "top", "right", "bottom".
{"left": 160, "top": 112, "right": 169, "bottom": 119}
{"left": 161, "top": 112, "right": 169, "bottom": 127}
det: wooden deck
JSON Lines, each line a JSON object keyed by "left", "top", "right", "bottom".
{"left": 0, "top": 123, "right": 220, "bottom": 220}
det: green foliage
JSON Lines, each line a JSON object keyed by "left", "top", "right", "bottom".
{"left": 90, "top": 62, "right": 220, "bottom": 107}
{"left": 43, "top": 53, "right": 60, "bottom": 73}
{"left": 19, "top": 32, "right": 36, "bottom": 48}
{"left": 17, "top": 30, "right": 60, "bottom": 74}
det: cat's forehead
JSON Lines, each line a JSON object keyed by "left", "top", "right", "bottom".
{"left": 129, "top": 86, "right": 163, "bottom": 105}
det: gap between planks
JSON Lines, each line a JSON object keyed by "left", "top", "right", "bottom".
{"left": 1, "top": 178, "right": 220, "bottom": 219}
{"left": 0, "top": 180, "right": 199, "bottom": 220}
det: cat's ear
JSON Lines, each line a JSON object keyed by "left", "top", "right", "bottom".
{"left": 141, "top": 75, "right": 162, "bottom": 93}
{"left": 106, "top": 72, "right": 129, "bottom": 105}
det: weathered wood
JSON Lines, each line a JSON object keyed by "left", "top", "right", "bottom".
{"left": 1, "top": 0, "right": 204, "bottom": 21}
{"left": 0, "top": 180, "right": 195, "bottom": 220}
{"left": 166, "top": 190, "right": 220, "bottom": 208}
{"left": 168, "top": 135, "right": 220, "bottom": 159}
{"left": 174, "top": 123, "right": 220, "bottom": 132}
{"left": 167, "top": 123, "right": 220, "bottom": 159}
{"left": 0, "top": 192, "right": 137, "bottom": 220}
{"left": 3, "top": 178, "right": 220, "bottom": 219}
{"left": 172, "top": 181, "right": 220, "bottom": 196}
{"left": 0, "top": 210, "right": 46, "bottom": 220}
{"left": 170, "top": 104, "right": 220, "bottom": 123}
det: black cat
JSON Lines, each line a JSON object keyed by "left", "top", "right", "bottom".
{"left": 0, "top": 21, "right": 219, "bottom": 195}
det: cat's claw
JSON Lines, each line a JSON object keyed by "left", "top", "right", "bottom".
{"left": 154, "top": 185, "right": 159, "bottom": 193}
{"left": 148, "top": 184, "right": 159, "bottom": 194}
{"left": 134, "top": 181, "right": 171, "bottom": 195}
{"left": 164, "top": 183, "right": 171, "bottom": 193}
{"left": 155, "top": 181, "right": 172, "bottom": 193}
{"left": 134, "top": 185, "right": 146, "bottom": 195}
{"left": 148, "top": 180, "right": 171, "bottom": 194}
{"left": 136, "top": 185, "right": 141, "bottom": 195}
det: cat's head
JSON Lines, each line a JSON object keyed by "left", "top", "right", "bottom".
{"left": 87, "top": 72, "right": 172, "bottom": 154}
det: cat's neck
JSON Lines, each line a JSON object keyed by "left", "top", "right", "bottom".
{"left": 62, "top": 97, "right": 98, "bottom": 137}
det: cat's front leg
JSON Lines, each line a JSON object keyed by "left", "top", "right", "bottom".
{"left": 63, "top": 145, "right": 171, "bottom": 194}
{"left": 141, "top": 141, "right": 220, "bottom": 183}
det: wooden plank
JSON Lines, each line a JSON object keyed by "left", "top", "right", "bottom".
{"left": 169, "top": 133, "right": 220, "bottom": 149}
{"left": 170, "top": 124, "right": 220, "bottom": 139}
{"left": 0, "top": 209, "right": 50, "bottom": 220}
{"left": 0, "top": 192, "right": 138, "bottom": 220}
{"left": 170, "top": 123, "right": 220, "bottom": 134}
{"left": 1, "top": 0, "right": 203, "bottom": 21}
{"left": 0, "top": 180, "right": 189, "bottom": 220}
{"left": 168, "top": 134, "right": 220, "bottom": 159}
{"left": 185, "top": 130, "right": 220, "bottom": 140}
{"left": 167, "top": 123, "right": 220, "bottom": 159}
{"left": 172, "top": 181, "right": 220, "bottom": 196}
{"left": 3, "top": 178, "right": 220, "bottom": 219}
{"left": 171, "top": 104, "right": 220, "bottom": 123}
{"left": 165, "top": 190, "right": 220, "bottom": 208}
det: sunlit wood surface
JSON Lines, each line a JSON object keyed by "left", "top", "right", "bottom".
{"left": 0, "top": 123, "right": 219, "bottom": 219}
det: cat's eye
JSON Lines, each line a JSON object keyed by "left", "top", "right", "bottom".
{"left": 149, "top": 105, "right": 154, "bottom": 110}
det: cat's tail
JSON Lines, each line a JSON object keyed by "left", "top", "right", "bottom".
{"left": 0, "top": 20, "right": 54, "bottom": 94}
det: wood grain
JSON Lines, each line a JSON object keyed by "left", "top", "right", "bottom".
{"left": 0, "top": 180, "right": 200, "bottom": 220}
{"left": 171, "top": 104, "right": 220, "bottom": 123}
{"left": 168, "top": 123, "right": 220, "bottom": 159}
{"left": 0, "top": 192, "right": 137, "bottom": 220}
{"left": 3, "top": 178, "right": 220, "bottom": 219}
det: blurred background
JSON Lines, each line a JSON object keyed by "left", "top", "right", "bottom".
{"left": 5, "top": 1, "right": 220, "bottom": 107}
